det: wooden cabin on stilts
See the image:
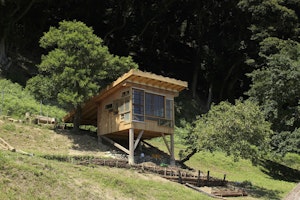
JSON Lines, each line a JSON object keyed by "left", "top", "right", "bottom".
{"left": 63, "top": 69, "right": 187, "bottom": 165}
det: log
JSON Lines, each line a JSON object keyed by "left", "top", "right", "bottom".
{"left": 0, "top": 137, "right": 15, "bottom": 151}
{"left": 212, "top": 190, "right": 247, "bottom": 197}
{"left": 185, "top": 183, "right": 226, "bottom": 199}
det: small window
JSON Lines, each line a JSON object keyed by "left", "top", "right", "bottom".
{"left": 120, "top": 112, "right": 130, "bottom": 122}
{"left": 105, "top": 103, "right": 113, "bottom": 110}
{"left": 118, "top": 97, "right": 130, "bottom": 113}
{"left": 122, "top": 90, "right": 130, "bottom": 97}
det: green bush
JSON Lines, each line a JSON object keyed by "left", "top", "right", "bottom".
{"left": 2, "top": 124, "right": 16, "bottom": 132}
{"left": 0, "top": 78, "right": 66, "bottom": 120}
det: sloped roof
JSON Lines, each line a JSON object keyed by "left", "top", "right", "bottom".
{"left": 63, "top": 69, "right": 188, "bottom": 125}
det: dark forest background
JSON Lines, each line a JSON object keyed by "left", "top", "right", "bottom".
{"left": 0, "top": 0, "right": 299, "bottom": 156}
{"left": 1, "top": 0, "right": 263, "bottom": 106}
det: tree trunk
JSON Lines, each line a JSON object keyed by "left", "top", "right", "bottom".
{"left": 72, "top": 105, "right": 82, "bottom": 132}
{"left": 0, "top": 36, "right": 11, "bottom": 70}
{"left": 0, "top": 0, "right": 35, "bottom": 70}
{"left": 219, "top": 63, "right": 237, "bottom": 100}
{"left": 179, "top": 148, "right": 197, "bottom": 164}
{"left": 191, "top": 49, "right": 201, "bottom": 99}
{"left": 205, "top": 82, "right": 213, "bottom": 112}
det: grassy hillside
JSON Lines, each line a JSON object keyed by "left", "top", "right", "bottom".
{"left": 0, "top": 151, "right": 211, "bottom": 200}
{"left": 150, "top": 139, "right": 300, "bottom": 200}
{"left": 0, "top": 121, "right": 210, "bottom": 200}
{"left": 0, "top": 121, "right": 299, "bottom": 200}
{"left": 0, "top": 78, "right": 66, "bottom": 120}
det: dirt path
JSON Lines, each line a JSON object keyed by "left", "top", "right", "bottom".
{"left": 284, "top": 183, "right": 300, "bottom": 200}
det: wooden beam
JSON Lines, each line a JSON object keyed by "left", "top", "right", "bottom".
{"left": 128, "top": 128, "right": 135, "bottom": 165}
{"left": 185, "top": 183, "right": 226, "bottom": 199}
{"left": 170, "top": 134, "right": 175, "bottom": 166}
{"left": 141, "top": 140, "right": 157, "bottom": 149}
{"left": 101, "top": 136, "right": 129, "bottom": 154}
{"left": 161, "top": 133, "right": 172, "bottom": 155}
{"left": 134, "top": 130, "right": 144, "bottom": 150}
{"left": 170, "top": 133, "right": 175, "bottom": 166}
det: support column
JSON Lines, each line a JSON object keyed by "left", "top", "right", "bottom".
{"left": 170, "top": 134, "right": 175, "bottom": 166}
{"left": 129, "top": 128, "right": 135, "bottom": 165}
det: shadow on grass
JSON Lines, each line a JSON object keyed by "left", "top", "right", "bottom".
{"left": 244, "top": 184, "right": 281, "bottom": 200}
{"left": 239, "top": 159, "right": 300, "bottom": 200}
{"left": 260, "top": 159, "right": 300, "bottom": 182}
{"left": 54, "top": 128, "right": 102, "bottom": 152}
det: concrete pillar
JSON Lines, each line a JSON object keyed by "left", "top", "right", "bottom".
{"left": 128, "top": 128, "right": 135, "bottom": 165}
{"left": 170, "top": 134, "right": 175, "bottom": 166}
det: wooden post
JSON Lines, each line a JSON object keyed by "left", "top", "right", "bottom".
{"left": 178, "top": 170, "right": 182, "bottom": 184}
{"left": 101, "top": 136, "right": 129, "bottom": 154}
{"left": 170, "top": 134, "right": 175, "bottom": 166}
{"left": 197, "top": 170, "right": 201, "bottom": 187}
{"left": 207, "top": 171, "right": 210, "bottom": 182}
{"left": 134, "top": 130, "right": 144, "bottom": 150}
{"left": 161, "top": 133, "right": 172, "bottom": 155}
{"left": 223, "top": 174, "right": 226, "bottom": 181}
{"left": 128, "top": 128, "right": 135, "bottom": 165}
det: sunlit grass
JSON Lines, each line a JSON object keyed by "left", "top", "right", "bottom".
{"left": 1, "top": 122, "right": 298, "bottom": 200}
{"left": 148, "top": 138, "right": 298, "bottom": 200}
{"left": 0, "top": 150, "right": 211, "bottom": 200}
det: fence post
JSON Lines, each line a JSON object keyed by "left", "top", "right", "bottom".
{"left": 178, "top": 170, "right": 182, "bottom": 184}
{"left": 197, "top": 170, "right": 201, "bottom": 186}
{"left": 207, "top": 170, "right": 210, "bottom": 182}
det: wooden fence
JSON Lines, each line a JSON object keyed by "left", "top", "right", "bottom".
{"left": 77, "top": 157, "right": 227, "bottom": 187}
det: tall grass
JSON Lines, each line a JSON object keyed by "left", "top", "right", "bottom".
{"left": 0, "top": 78, "right": 66, "bottom": 120}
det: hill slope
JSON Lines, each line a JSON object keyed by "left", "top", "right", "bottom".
{"left": 0, "top": 120, "right": 299, "bottom": 200}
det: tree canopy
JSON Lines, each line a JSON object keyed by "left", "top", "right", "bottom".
{"left": 247, "top": 37, "right": 300, "bottom": 155}
{"left": 26, "top": 20, "right": 137, "bottom": 130}
{"left": 178, "top": 100, "right": 272, "bottom": 163}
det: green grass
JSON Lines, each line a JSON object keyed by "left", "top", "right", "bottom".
{"left": 0, "top": 150, "right": 210, "bottom": 200}
{"left": 149, "top": 138, "right": 299, "bottom": 200}
{"left": 185, "top": 151, "right": 296, "bottom": 200}
{"left": 0, "top": 78, "right": 66, "bottom": 120}
{"left": 1, "top": 122, "right": 299, "bottom": 200}
{"left": 0, "top": 121, "right": 211, "bottom": 199}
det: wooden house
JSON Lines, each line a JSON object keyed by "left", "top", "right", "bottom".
{"left": 63, "top": 69, "right": 187, "bottom": 165}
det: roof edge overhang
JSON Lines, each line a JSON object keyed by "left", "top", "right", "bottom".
{"left": 63, "top": 69, "right": 188, "bottom": 124}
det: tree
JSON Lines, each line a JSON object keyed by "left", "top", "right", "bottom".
{"left": 26, "top": 20, "right": 138, "bottom": 131}
{"left": 103, "top": 0, "right": 253, "bottom": 110}
{"left": 178, "top": 100, "right": 272, "bottom": 164}
{"left": 0, "top": 0, "right": 35, "bottom": 70}
{"left": 246, "top": 38, "right": 300, "bottom": 154}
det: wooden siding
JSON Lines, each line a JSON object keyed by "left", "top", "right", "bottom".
{"left": 63, "top": 69, "right": 187, "bottom": 140}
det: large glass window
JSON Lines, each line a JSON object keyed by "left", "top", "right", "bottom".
{"left": 145, "top": 93, "right": 164, "bottom": 118}
{"left": 132, "top": 89, "right": 144, "bottom": 121}
{"left": 131, "top": 89, "right": 173, "bottom": 127}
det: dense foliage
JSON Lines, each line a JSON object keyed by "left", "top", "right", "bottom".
{"left": 178, "top": 100, "right": 272, "bottom": 163}
{"left": 0, "top": 78, "right": 65, "bottom": 119}
{"left": 26, "top": 20, "right": 137, "bottom": 130}
{"left": 247, "top": 38, "right": 300, "bottom": 154}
